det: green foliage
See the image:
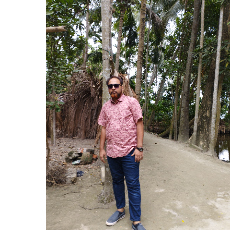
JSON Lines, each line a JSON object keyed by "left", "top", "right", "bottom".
{"left": 46, "top": 0, "right": 88, "bottom": 111}
{"left": 153, "top": 95, "right": 174, "bottom": 127}
{"left": 46, "top": 31, "right": 74, "bottom": 111}
{"left": 123, "top": 9, "right": 138, "bottom": 48}
{"left": 114, "top": 7, "right": 138, "bottom": 74}
{"left": 46, "top": 100, "right": 64, "bottom": 112}
{"left": 87, "top": 47, "right": 103, "bottom": 78}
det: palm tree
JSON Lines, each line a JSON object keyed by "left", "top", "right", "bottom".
{"left": 146, "top": 0, "right": 183, "bottom": 129}
{"left": 144, "top": 0, "right": 153, "bottom": 130}
{"left": 115, "top": 0, "right": 130, "bottom": 72}
{"left": 195, "top": 0, "right": 229, "bottom": 151}
{"left": 178, "top": 0, "right": 201, "bottom": 143}
{"left": 99, "top": 0, "right": 114, "bottom": 204}
{"left": 209, "top": 3, "right": 224, "bottom": 155}
{"left": 135, "top": 0, "right": 147, "bottom": 102}
{"left": 191, "top": 0, "right": 205, "bottom": 145}
{"left": 82, "top": 2, "right": 90, "bottom": 70}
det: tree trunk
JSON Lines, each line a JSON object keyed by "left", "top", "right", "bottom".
{"left": 192, "top": 0, "right": 230, "bottom": 151}
{"left": 142, "top": 64, "right": 156, "bottom": 126}
{"left": 147, "top": 76, "right": 165, "bottom": 130}
{"left": 148, "top": 64, "right": 157, "bottom": 88}
{"left": 46, "top": 132, "right": 51, "bottom": 171}
{"left": 192, "top": 0, "right": 205, "bottom": 145}
{"left": 53, "top": 109, "right": 56, "bottom": 146}
{"left": 82, "top": 3, "right": 90, "bottom": 70}
{"left": 115, "top": 9, "right": 125, "bottom": 72}
{"left": 209, "top": 5, "right": 224, "bottom": 155}
{"left": 109, "top": 0, "right": 113, "bottom": 59}
{"left": 169, "top": 112, "right": 174, "bottom": 140}
{"left": 101, "top": 1, "right": 111, "bottom": 102}
{"left": 46, "top": 26, "right": 66, "bottom": 33}
{"left": 99, "top": 0, "right": 114, "bottom": 204}
{"left": 174, "top": 73, "right": 181, "bottom": 141}
{"left": 196, "top": 58, "right": 215, "bottom": 150}
{"left": 178, "top": 0, "right": 201, "bottom": 142}
{"left": 170, "top": 74, "right": 181, "bottom": 140}
{"left": 144, "top": 0, "right": 152, "bottom": 130}
{"left": 214, "top": 75, "right": 225, "bottom": 148}
{"left": 135, "top": 0, "right": 146, "bottom": 102}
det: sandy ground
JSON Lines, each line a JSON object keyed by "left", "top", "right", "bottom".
{"left": 46, "top": 132, "right": 230, "bottom": 230}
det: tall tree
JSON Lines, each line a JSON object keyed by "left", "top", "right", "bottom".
{"left": 82, "top": 2, "right": 90, "bottom": 70}
{"left": 195, "top": 0, "right": 229, "bottom": 152}
{"left": 173, "top": 73, "right": 181, "bottom": 140}
{"left": 192, "top": 0, "right": 205, "bottom": 145}
{"left": 99, "top": 0, "right": 114, "bottom": 204}
{"left": 196, "top": 57, "right": 216, "bottom": 150}
{"left": 209, "top": 3, "right": 224, "bottom": 154}
{"left": 135, "top": 0, "right": 147, "bottom": 102}
{"left": 178, "top": 0, "right": 201, "bottom": 142}
{"left": 144, "top": 0, "right": 153, "bottom": 130}
{"left": 115, "top": 9, "right": 125, "bottom": 72}
{"left": 145, "top": 0, "right": 183, "bottom": 131}
{"left": 115, "top": 1, "right": 129, "bottom": 72}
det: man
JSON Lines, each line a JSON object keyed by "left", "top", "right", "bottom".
{"left": 98, "top": 75, "right": 146, "bottom": 230}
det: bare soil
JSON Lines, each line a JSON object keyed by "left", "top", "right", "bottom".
{"left": 46, "top": 132, "right": 230, "bottom": 230}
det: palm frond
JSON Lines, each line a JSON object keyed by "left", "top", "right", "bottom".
{"left": 161, "top": 1, "right": 183, "bottom": 23}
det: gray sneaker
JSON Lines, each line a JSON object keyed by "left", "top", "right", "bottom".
{"left": 132, "top": 223, "right": 146, "bottom": 230}
{"left": 106, "top": 210, "right": 125, "bottom": 226}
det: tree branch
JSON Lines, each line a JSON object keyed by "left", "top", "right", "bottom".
{"left": 46, "top": 26, "right": 67, "bottom": 33}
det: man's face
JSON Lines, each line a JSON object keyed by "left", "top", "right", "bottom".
{"left": 108, "top": 78, "right": 123, "bottom": 101}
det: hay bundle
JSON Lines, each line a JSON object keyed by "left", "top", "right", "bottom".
{"left": 47, "top": 71, "right": 136, "bottom": 139}
{"left": 58, "top": 71, "right": 102, "bottom": 139}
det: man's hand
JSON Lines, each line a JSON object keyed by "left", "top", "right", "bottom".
{"left": 132, "top": 118, "right": 144, "bottom": 162}
{"left": 100, "top": 148, "right": 107, "bottom": 163}
{"left": 131, "top": 148, "right": 144, "bottom": 162}
{"left": 99, "top": 126, "right": 107, "bottom": 163}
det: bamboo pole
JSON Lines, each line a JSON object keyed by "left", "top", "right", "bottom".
{"left": 46, "top": 26, "right": 66, "bottom": 33}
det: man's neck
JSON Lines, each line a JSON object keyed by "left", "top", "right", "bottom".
{"left": 112, "top": 98, "right": 118, "bottom": 103}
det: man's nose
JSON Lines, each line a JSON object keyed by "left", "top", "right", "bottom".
{"left": 112, "top": 85, "right": 116, "bottom": 89}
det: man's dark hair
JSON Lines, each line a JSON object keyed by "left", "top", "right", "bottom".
{"left": 106, "top": 76, "right": 123, "bottom": 86}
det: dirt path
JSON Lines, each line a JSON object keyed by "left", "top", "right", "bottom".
{"left": 46, "top": 132, "right": 230, "bottom": 230}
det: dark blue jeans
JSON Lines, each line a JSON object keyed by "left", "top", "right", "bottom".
{"left": 107, "top": 148, "right": 141, "bottom": 221}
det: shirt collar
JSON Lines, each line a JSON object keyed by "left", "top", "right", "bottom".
{"left": 110, "top": 94, "right": 124, "bottom": 104}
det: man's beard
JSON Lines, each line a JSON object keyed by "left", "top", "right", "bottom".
{"left": 110, "top": 91, "right": 122, "bottom": 100}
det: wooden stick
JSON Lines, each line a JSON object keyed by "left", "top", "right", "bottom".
{"left": 46, "top": 26, "right": 66, "bottom": 33}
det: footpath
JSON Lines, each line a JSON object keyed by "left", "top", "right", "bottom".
{"left": 46, "top": 132, "right": 230, "bottom": 230}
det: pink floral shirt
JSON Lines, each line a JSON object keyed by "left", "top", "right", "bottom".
{"left": 98, "top": 94, "right": 143, "bottom": 158}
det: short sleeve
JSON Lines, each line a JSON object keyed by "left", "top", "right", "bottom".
{"left": 98, "top": 106, "right": 107, "bottom": 127}
{"left": 129, "top": 97, "right": 143, "bottom": 124}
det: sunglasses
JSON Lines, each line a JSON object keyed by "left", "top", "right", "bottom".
{"left": 108, "top": 84, "right": 121, "bottom": 89}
